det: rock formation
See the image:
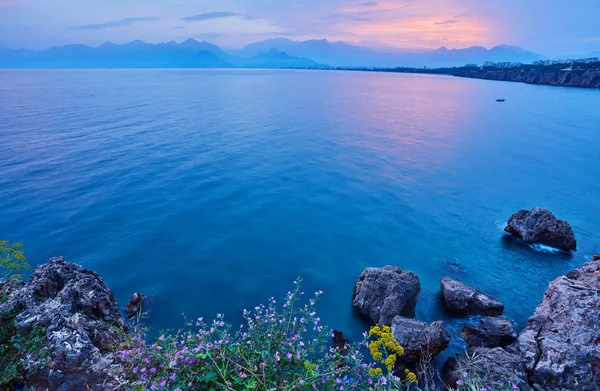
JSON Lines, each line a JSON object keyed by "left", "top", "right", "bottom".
{"left": 125, "top": 292, "right": 145, "bottom": 319}
{"left": 352, "top": 266, "right": 420, "bottom": 325}
{"left": 0, "top": 257, "right": 127, "bottom": 391}
{"left": 444, "top": 347, "right": 532, "bottom": 390}
{"left": 504, "top": 207, "right": 577, "bottom": 252}
{"left": 463, "top": 317, "right": 517, "bottom": 348}
{"left": 440, "top": 277, "right": 504, "bottom": 316}
{"left": 508, "top": 253, "right": 600, "bottom": 390}
{"left": 391, "top": 316, "right": 450, "bottom": 362}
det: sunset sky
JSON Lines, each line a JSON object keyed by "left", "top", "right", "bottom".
{"left": 1, "top": 0, "right": 599, "bottom": 56}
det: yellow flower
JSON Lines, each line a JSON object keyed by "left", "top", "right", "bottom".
{"left": 368, "top": 367, "right": 383, "bottom": 376}
{"left": 406, "top": 370, "right": 418, "bottom": 384}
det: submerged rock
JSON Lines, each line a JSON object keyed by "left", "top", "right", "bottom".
{"left": 352, "top": 266, "right": 420, "bottom": 325}
{"left": 509, "top": 254, "right": 600, "bottom": 390}
{"left": 504, "top": 207, "right": 577, "bottom": 252}
{"left": 391, "top": 316, "right": 450, "bottom": 362}
{"left": 0, "top": 257, "right": 127, "bottom": 391}
{"left": 125, "top": 292, "right": 145, "bottom": 319}
{"left": 440, "top": 277, "right": 504, "bottom": 316}
{"left": 444, "top": 347, "right": 532, "bottom": 390}
{"left": 332, "top": 330, "right": 349, "bottom": 354}
{"left": 463, "top": 317, "right": 516, "bottom": 348}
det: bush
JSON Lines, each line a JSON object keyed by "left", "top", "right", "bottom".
{"left": 0, "top": 241, "right": 29, "bottom": 281}
{"left": 116, "top": 279, "right": 421, "bottom": 391}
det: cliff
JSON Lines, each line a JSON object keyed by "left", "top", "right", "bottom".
{"left": 449, "top": 68, "right": 600, "bottom": 88}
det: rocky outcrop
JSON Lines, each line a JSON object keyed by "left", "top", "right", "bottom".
{"left": 509, "top": 254, "right": 600, "bottom": 390}
{"left": 450, "top": 69, "right": 600, "bottom": 89}
{"left": 504, "top": 208, "right": 577, "bottom": 252}
{"left": 391, "top": 316, "right": 450, "bottom": 362}
{"left": 125, "top": 292, "right": 145, "bottom": 319}
{"left": 444, "top": 347, "right": 532, "bottom": 390}
{"left": 0, "top": 257, "right": 127, "bottom": 391}
{"left": 440, "top": 277, "right": 504, "bottom": 316}
{"left": 464, "top": 317, "right": 517, "bottom": 348}
{"left": 352, "top": 266, "right": 420, "bottom": 325}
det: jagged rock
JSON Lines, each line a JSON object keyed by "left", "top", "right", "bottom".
{"left": 509, "top": 254, "right": 600, "bottom": 390}
{"left": 391, "top": 316, "right": 450, "bottom": 362}
{"left": 125, "top": 292, "right": 145, "bottom": 319}
{"left": 440, "top": 277, "right": 504, "bottom": 316}
{"left": 463, "top": 317, "right": 517, "bottom": 348}
{"left": 504, "top": 207, "right": 577, "bottom": 251}
{"left": 0, "top": 257, "right": 127, "bottom": 391}
{"left": 444, "top": 347, "right": 532, "bottom": 390}
{"left": 352, "top": 266, "right": 420, "bottom": 325}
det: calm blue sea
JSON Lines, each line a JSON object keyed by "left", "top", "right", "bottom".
{"left": 1, "top": 69, "right": 599, "bottom": 360}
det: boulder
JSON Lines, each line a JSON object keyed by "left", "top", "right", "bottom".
{"left": 332, "top": 330, "right": 349, "bottom": 354}
{"left": 352, "top": 266, "right": 420, "bottom": 325}
{"left": 440, "top": 277, "right": 504, "bottom": 316}
{"left": 391, "top": 316, "right": 450, "bottom": 362}
{"left": 509, "top": 254, "right": 600, "bottom": 390}
{"left": 463, "top": 317, "right": 517, "bottom": 348}
{"left": 504, "top": 208, "right": 576, "bottom": 252}
{"left": 0, "top": 257, "right": 127, "bottom": 391}
{"left": 443, "top": 347, "right": 532, "bottom": 390}
{"left": 125, "top": 292, "right": 145, "bottom": 319}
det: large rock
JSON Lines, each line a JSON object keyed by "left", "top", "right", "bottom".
{"left": 444, "top": 347, "right": 532, "bottom": 390}
{"left": 391, "top": 316, "right": 450, "bottom": 362}
{"left": 352, "top": 266, "right": 420, "bottom": 325}
{"left": 504, "top": 207, "right": 577, "bottom": 252}
{"left": 0, "top": 257, "right": 127, "bottom": 391}
{"left": 440, "top": 277, "right": 504, "bottom": 316}
{"left": 509, "top": 254, "right": 600, "bottom": 390}
{"left": 464, "top": 317, "right": 517, "bottom": 348}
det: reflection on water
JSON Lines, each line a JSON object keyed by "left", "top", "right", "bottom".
{"left": 0, "top": 69, "right": 599, "bottom": 362}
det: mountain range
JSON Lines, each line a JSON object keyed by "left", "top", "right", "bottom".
{"left": 0, "top": 37, "right": 554, "bottom": 69}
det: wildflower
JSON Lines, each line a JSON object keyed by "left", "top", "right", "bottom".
{"left": 276, "top": 352, "right": 281, "bottom": 362}
{"left": 287, "top": 352, "right": 293, "bottom": 360}
{"left": 380, "top": 376, "right": 387, "bottom": 385}
{"left": 457, "top": 380, "right": 463, "bottom": 386}
{"left": 462, "top": 371, "right": 469, "bottom": 377}
{"left": 150, "top": 368, "right": 156, "bottom": 373}
{"left": 159, "top": 378, "right": 166, "bottom": 387}
{"left": 368, "top": 368, "right": 383, "bottom": 376}
{"left": 241, "top": 373, "right": 248, "bottom": 379}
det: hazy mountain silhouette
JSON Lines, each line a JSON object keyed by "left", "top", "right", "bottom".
{"left": 237, "top": 39, "right": 544, "bottom": 67}
{"left": 0, "top": 37, "right": 546, "bottom": 69}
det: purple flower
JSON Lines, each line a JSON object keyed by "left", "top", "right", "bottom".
{"left": 159, "top": 378, "right": 166, "bottom": 387}
{"left": 462, "top": 371, "right": 469, "bottom": 377}
{"left": 276, "top": 352, "right": 281, "bottom": 362}
{"left": 150, "top": 368, "right": 156, "bottom": 373}
{"left": 456, "top": 380, "right": 463, "bottom": 385}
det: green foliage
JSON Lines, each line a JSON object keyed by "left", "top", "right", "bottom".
{"left": 0, "top": 241, "right": 30, "bottom": 281}
{"left": 0, "top": 319, "right": 49, "bottom": 389}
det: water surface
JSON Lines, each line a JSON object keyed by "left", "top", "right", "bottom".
{"left": 1, "top": 69, "right": 599, "bottom": 359}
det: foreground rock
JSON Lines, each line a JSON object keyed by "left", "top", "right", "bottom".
{"left": 440, "top": 277, "right": 504, "bottom": 316}
{"left": 504, "top": 207, "right": 577, "bottom": 252}
{"left": 352, "top": 266, "right": 420, "bottom": 325}
{"left": 0, "top": 257, "right": 127, "bottom": 391}
{"left": 391, "top": 316, "right": 450, "bottom": 362}
{"left": 444, "top": 347, "right": 532, "bottom": 390}
{"left": 464, "top": 317, "right": 516, "bottom": 348}
{"left": 509, "top": 253, "right": 600, "bottom": 390}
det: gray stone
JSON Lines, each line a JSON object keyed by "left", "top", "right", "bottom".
{"left": 509, "top": 253, "right": 600, "bottom": 390}
{"left": 352, "top": 266, "right": 420, "bottom": 325}
{"left": 464, "top": 317, "right": 517, "bottom": 348}
{"left": 443, "top": 347, "right": 532, "bottom": 390}
{"left": 504, "top": 207, "right": 576, "bottom": 252}
{"left": 0, "top": 257, "right": 127, "bottom": 391}
{"left": 391, "top": 316, "right": 450, "bottom": 362}
{"left": 440, "top": 277, "right": 504, "bottom": 316}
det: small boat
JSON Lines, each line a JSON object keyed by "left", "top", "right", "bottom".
{"left": 496, "top": 99, "right": 505, "bottom": 102}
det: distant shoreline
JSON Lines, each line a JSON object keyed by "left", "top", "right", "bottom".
{"left": 2, "top": 63, "right": 599, "bottom": 89}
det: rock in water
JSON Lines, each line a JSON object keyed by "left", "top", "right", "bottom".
{"left": 332, "top": 330, "right": 349, "bottom": 354}
{"left": 352, "top": 266, "right": 420, "bottom": 325}
{"left": 443, "top": 347, "right": 532, "bottom": 390}
{"left": 125, "top": 292, "right": 145, "bottom": 319}
{"left": 509, "top": 254, "right": 600, "bottom": 390}
{"left": 391, "top": 316, "right": 450, "bottom": 362}
{"left": 440, "top": 277, "right": 504, "bottom": 316}
{"left": 463, "top": 317, "right": 517, "bottom": 348}
{"left": 504, "top": 207, "right": 577, "bottom": 251}
{"left": 0, "top": 257, "right": 127, "bottom": 391}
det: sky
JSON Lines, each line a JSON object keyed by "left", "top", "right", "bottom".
{"left": 0, "top": 0, "right": 599, "bottom": 56}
